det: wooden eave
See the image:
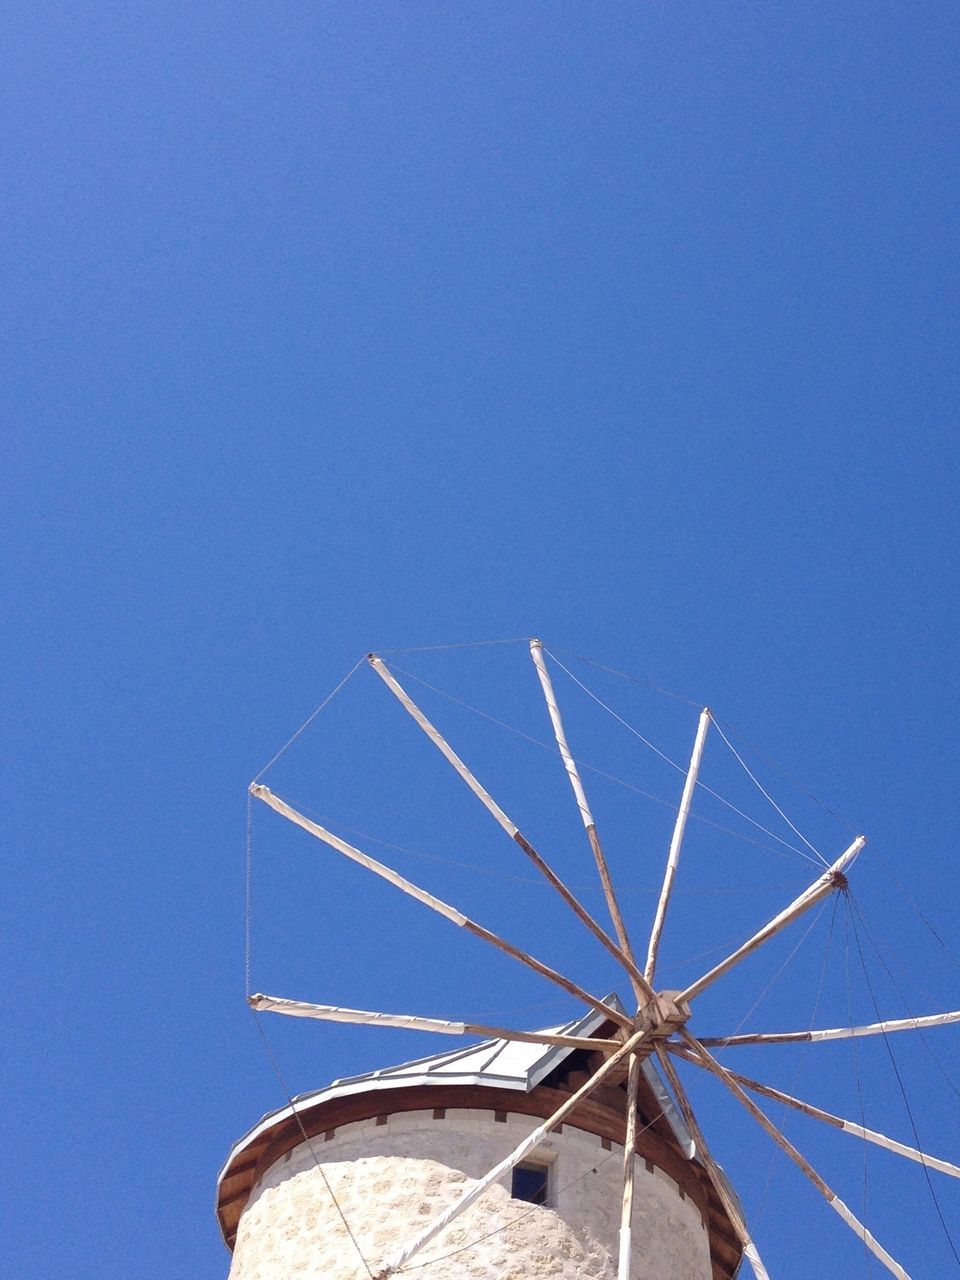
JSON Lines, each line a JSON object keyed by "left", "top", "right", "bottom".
{"left": 216, "top": 1074, "right": 742, "bottom": 1278}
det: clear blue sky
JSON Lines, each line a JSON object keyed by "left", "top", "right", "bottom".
{"left": 3, "top": 4, "right": 959, "bottom": 1277}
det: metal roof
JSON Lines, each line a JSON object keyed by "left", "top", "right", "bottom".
{"left": 219, "top": 996, "right": 694, "bottom": 1185}
{"left": 331, "top": 998, "right": 622, "bottom": 1093}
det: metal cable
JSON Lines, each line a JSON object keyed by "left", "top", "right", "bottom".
{"left": 284, "top": 798, "right": 802, "bottom": 899}
{"left": 844, "top": 900, "right": 874, "bottom": 1277}
{"left": 253, "top": 655, "right": 365, "bottom": 783}
{"left": 711, "top": 718, "right": 828, "bottom": 867}
{"left": 377, "top": 637, "right": 532, "bottom": 654}
{"left": 543, "top": 652, "right": 823, "bottom": 867}
{"left": 848, "top": 897, "right": 960, "bottom": 1269}
{"left": 848, "top": 898, "right": 960, "bottom": 1104}
{"left": 753, "top": 893, "right": 840, "bottom": 1231}
{"left": 389, "top": 662, "right": 817, "bottom": 865}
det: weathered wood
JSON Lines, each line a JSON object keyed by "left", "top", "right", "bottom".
{"left": 679, "top": 1031, "right": 911, "bottom": 1280}
{"left": 654, "top": 1046, "right": 770, "bottom": 1280}
{"left": 699, "top": 1007, "right": 960, "bottom": 1048}
{"left": 369, "top": 653, "right": 652, "bottom": 1000}
{"left": 645, "top": 708, "right": 711, "bottom": 985}
{"left": 251, "top": 784, "right": 632, "bottom": 1030}
{"left": 250, "top": 993, "right": 620, "bottom": 1053}
{"left": 678, "top": 835, "right": 866, "bottom": 1003}
{"left": 668, "top": 1043, "right": 960, "bottom": 1180}
{"left": 617, "top": 1054, "right": 642, "bottom": 1280}
{"left": 529, "top": 638, "right": 650, "bottom": 1006}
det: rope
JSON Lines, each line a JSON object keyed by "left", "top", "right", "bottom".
{"left": 543, "top": 651, "right": 688, "bottom": 773}
{"left": 463, "top": 996, "right": 580, "bottom": 1022}
{"left": 710, "top": 719, "right": 829, "bottom": 868}
{"left": 669, "top": 931, "right": 768, "bottom": 970}
{"left": 253, "top": 655, "right": 365, "bottom": 783}
{"left": 539, "top": 649, "right": 856, "bottom": 866}
{"left": 381, "top": 642, "right": 860, "bottom": 872}
{"left": 847, "top": 896, "right": 960, "bottom": 1268}
{"left": 250, "top": 1009, "right": 375, "bottom": 1278}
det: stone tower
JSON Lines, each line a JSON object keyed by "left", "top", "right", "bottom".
{"left": 217, "top": 1004, "right": 742, "bottom": 1279}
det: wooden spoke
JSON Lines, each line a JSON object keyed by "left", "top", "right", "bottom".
{"left": 677, "top": 836, "right": 866, "bottom": 1004}
{"left": 242, "top": 648, "right": 956, "bottom": 1280}
{"left": 699, "top": 1008, "right": 960, "bottom": 1048}
{"left": 368, "top": 654, "right": 652, "bottom": 996}
{"left": 529, "top": 638, "right": 650, "bottom": 1006}
{"left": 645, "top": 707, "right": 711, "bottom": 986}
{"left": 678, "top": 1031, "right": 912, "bottom": 1280}
{"left": 654, "top": 1045, "right": 771, "bottom": 1280}
{"left": 617, "top": 1053, "right": 642, "bottom": 1280}
{"left": 251, "top": 785, "right": 633, "bottom": 1031}
{"left": 248, "top": 993, "right": 619, "bottom": 1053}
{"left": 375, "top": 1024, "right": 654, "bottom": 1278}
{"left": 667, "top": 1043, "right": 960, "bottom": 1180}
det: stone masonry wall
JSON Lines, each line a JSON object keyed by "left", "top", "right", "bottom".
{"left": 229, "top": 1108, "right": 712, "bottom": 1280}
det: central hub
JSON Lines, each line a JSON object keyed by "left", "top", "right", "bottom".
{"left": 637, "top": 990, "right": 691, "bottom": 1040}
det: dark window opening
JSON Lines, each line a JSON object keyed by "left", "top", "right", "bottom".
{"left": 511, "top": 1161, "right": 549, "bottom": 1205}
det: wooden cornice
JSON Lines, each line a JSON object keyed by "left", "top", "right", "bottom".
{"left": 217, "top": 1079, "right": 742, "bottom": 1278}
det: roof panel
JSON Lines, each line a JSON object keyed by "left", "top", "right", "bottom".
{"left": 219, "top": 994, "right": 695, "bottom": 1183}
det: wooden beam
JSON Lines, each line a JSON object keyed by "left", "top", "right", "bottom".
{"left": 668, "top": 1043, "right": 960, "bottom": 1180}
{"left": 654, "top": 1046, "right": 769, "bottom": 1280}
{"left": 698, "top": 1008, "right": 960, "bottom": 1048}
{"left": 249, "top": 993, "right": 620, "bottom": 1053}
{"left": 645, "top": 707, "right": 711, "bottom": 986}
{"left": 677, "top": 836, "right": 865, "bottom": 1003}
{"left": 368, "top": 654, "right": 653, "bottom": 997}
{"left": 529, "top": 639, "right": 649, "bottom": 1006}
{"left": 617, "top": 1054, "right": 642, "bottom": 1280}
{"left": 251, "top": 784, "right": 632, "bottom": 1031}
{"left": 678, "top": 1031, "right": 911, "bottom": 1280}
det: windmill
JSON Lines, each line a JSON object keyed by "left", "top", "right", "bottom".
{"left": 220, "top": 640, "right": 960, "bottom": 1279}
